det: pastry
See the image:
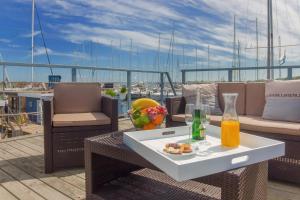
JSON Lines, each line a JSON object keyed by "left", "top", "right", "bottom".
{"left": 181, "top": 144, "right": 192, "bottom": 153}
{"left": 163, "top": 146, "right": 182, "bottom": 154}
{"left": 165, "top": 143, "right": 180, "bottom": 148}
{"left": 164, "top": 143, "right": 193, "bottom": 154}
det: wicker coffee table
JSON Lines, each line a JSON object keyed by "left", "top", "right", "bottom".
{"left": 85, "top": 131, "right": 268, "bottom": 200}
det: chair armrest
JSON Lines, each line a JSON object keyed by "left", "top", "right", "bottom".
{"left": 42, "top": 99, "right": 53, "bottom": 128}
{"left": 101, "top": 95, "right": 118, "bottom": 131}
{"left": 42, "top": 99, "right": 53, "bottom": 173}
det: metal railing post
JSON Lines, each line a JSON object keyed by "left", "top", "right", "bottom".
{"left": 287, "top": 67, "right": 293, "bottom": 80}
{"left": 165, "top": 72, "right": 176, "bottom": 96}
{"left": 127, "top": 71, "right": 132, "bottom": 108}
{"left": 228, "top": 69, "right": 233, "bottom": 82}
{"left": 182, "top": 70, "right": 186, "bottom": 84}
{"left": 160, "top": 72, "right": 164, "bottom": 105}
{"left": 71, "top": 68, "right": 77, "bottom": 82}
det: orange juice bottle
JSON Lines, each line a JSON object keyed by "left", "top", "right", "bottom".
{"left": 221, "top": 120, "right": 240, "bottom": 147}
{"left": 221, "top": 93, "right": 240, "bottom": 147}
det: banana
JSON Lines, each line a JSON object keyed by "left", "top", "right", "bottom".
{"left": 132, "top": 98, "right": 160, "bottom": 110}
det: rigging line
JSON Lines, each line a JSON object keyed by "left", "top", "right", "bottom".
{"left": 35, "top": 4, "right": 53, "bottom": 75}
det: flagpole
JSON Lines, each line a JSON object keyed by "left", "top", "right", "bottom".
{"left": 31, "top": 0, "right": 35, "bottom": 85}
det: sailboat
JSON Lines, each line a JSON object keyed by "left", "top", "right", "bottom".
{"left": 31, "top": 0, "right": 35, "bottom": 85}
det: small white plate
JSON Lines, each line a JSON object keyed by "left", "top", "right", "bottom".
{"left": 157, "top": 148, "right": 196, "bottom": 160}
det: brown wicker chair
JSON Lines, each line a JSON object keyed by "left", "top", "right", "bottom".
{"left": 166, "top": 82, "right": 300, "bottom": 184}
{"left": 43, "top": 83, "right": 118, "bottom": 173}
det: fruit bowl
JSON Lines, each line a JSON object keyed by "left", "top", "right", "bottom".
{"left": 128, "top": 98, "right": 168, "bottom": 130}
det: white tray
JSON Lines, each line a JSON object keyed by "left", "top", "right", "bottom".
{"left": 123, "top": 125, "right": 285, "bottom": 182}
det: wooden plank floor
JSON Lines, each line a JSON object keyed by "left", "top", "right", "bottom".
{"left": 0, "top": 119, "right": 298, "bottom": 200}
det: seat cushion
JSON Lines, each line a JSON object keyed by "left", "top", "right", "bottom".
{"left": 246, "top": 82, "right": 265, "bottom": 116}
{"left": 210, "top": 115, "right": 300, "bottom": 136}
{"left": 53, "top": 112, "right": 111, "bottom": 127}
{"left": 54, "top": 83, "right": 101, "bottom": 114}
{"left": 218, "top": 83, "right": 246, "bottom": 115}
{"left": 171, "top": 114, "right": 186, "bottom": 123}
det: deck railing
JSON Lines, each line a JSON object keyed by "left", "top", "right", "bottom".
{"left": 0, "top": 61, "right": 177, "bottom": 106}
{"left": 181, "top": 65, "right": 300, "bottom": 84}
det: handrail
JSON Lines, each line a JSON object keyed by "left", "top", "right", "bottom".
{"left": 181, "top": 65, "right": 299, "bottom": 83}
{"left": 0, "top": 61, "right": 167, "bottom": 74}
{"left": 0, "top": 61, "right": 177, "bottom": 107}
{"left": 181, "top": 65, "right": 300, "bottom": 72}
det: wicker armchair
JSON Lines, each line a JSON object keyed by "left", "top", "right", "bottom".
{"left": 165, "top": 96, "right": 186, "bottom": 127}
{"left": 43, "top": 83, "right": 118, "bottom": 173}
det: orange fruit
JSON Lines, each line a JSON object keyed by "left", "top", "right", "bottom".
{"left": 153, "top": 114, "right": 164, "bottom": 125}
{"left": 143, "top": 122, "right": 156, "bottom": 130}
{"left": 141, "top": 108, "right": 148, "bottom": 114}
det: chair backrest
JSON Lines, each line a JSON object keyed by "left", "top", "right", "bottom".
{"left": 245, "top": 82, "right": 265, "bottom": 116}
{"left": 217, "top": 82, "right": 246, "bottom": 115}
{"left": 54, "top": 83, "right": 101, "bottom": 114}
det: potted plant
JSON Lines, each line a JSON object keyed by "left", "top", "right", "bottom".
{"left": 119, "top": 86, "right": 127, "bottom": 101}
{"left": 105, "top": 89, "right": 117, "bottom": 98}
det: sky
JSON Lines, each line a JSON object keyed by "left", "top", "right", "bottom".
{"left": 1, "top": 0, "right": 300, "bottom": 83}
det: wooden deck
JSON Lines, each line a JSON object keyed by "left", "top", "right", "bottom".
{"left": 0, "top": 119, "right": 299, "bottom": 200}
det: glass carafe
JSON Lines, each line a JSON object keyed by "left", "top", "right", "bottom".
{"left": 221, "top": 93, "right": 240, "bottom": 147}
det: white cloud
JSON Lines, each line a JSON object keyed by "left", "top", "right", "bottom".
{"left": 15, "top": 0, "right": 300, "bottom": 68}
{"left": 34, "top": 46, "right": 89, "bottom": 59}
{"left": 22, "top": 31, "right": 41, "bottom": 38}
{"left": 8, "top": 44, "right": 21, "bottom": 48}
{"left": 0, "top": 38, "right": 11, "bottom": 43}
{"left": 34, "top": 46, "right": 52, "bottom": 56}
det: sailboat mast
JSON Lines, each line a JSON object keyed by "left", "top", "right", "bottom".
{"left": 182, "top": 45, "right": 186, "bottom": 81}
{"left": 207, "top": 45, "right": 210, "bottom": 81}
{"left": 232, "top": 15, "right": 236, "bottom": 81}
{"left": 31, "top": 0, "right": 35, "bottom": 84}
{"left": 267, "top": 0, "right": 274, "bottom": 80}
{"left": 171, "top": 30, "right": 174, "bottom": 81}
{"left": 158, "top": 33, "right": 160, "bottom": 71}
{"left": 237, "top": 40, "right": 241, "bottom": 81}
{"left": 110, "top": 40, "right": 113, "bottom": 82}
{"left": 119, "top": 39, "right": 122, "bottom": 83}
{"left": 195, "top": 46, "right": 198, "bottom": 82}
{"left": 278, "top": 36, "right": 281, "bottom": 78}
{"left": 270, "top": 0, "right": 274, "bottom": 79}
{"left": 256, "top": 18, "right": 259, "bottom": 80}
{"left": 156, "top": 33, "right": 161, "bottom": 86}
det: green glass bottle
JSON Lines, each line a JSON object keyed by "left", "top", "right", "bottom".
{"left": 192, "top": 89, "right": 205, "bottom": 140}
